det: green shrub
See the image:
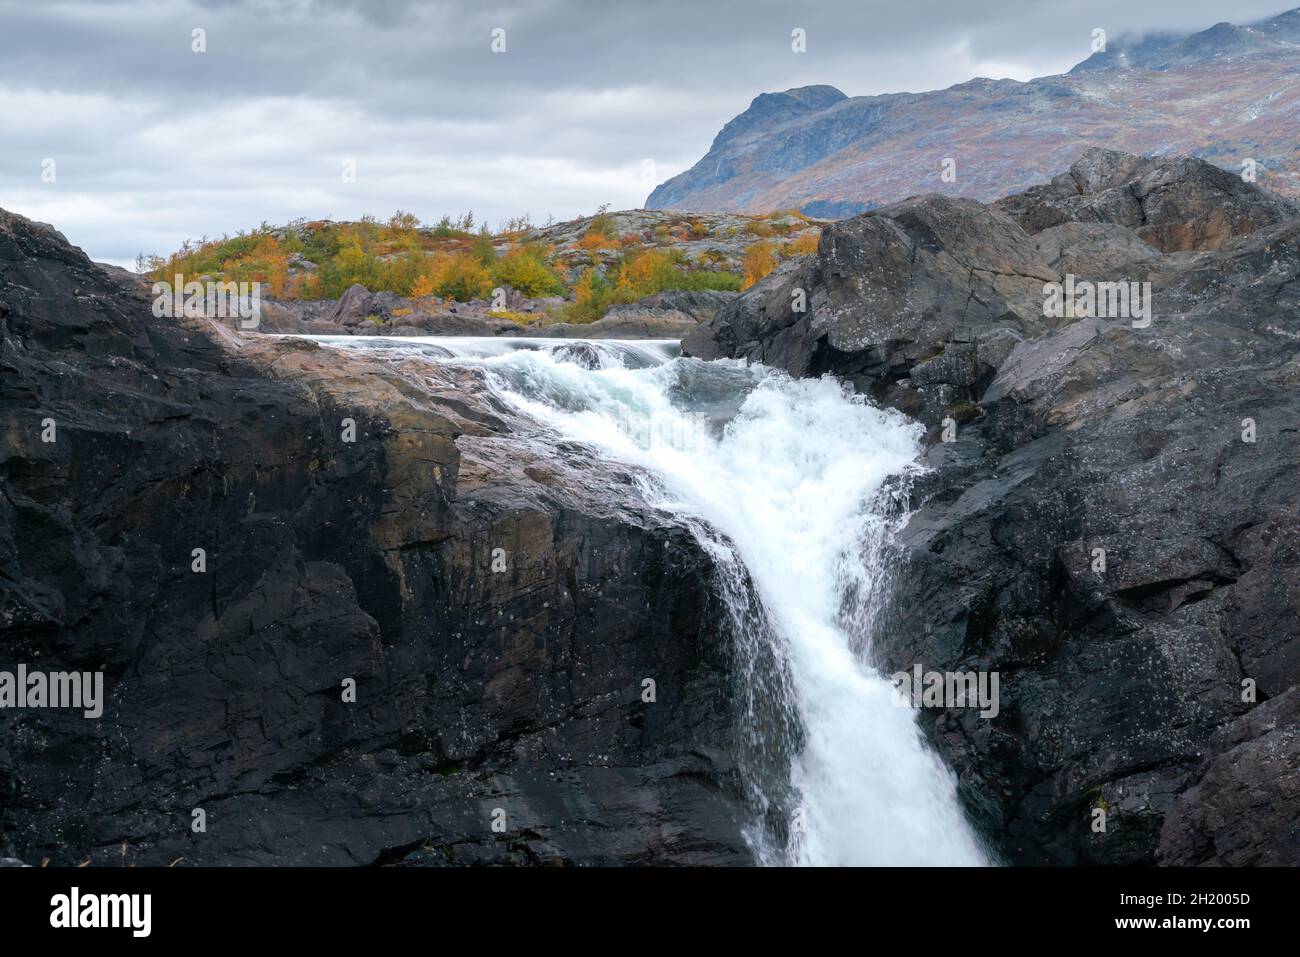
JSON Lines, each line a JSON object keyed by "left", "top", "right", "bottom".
{"left": 412, "top": 252, "right": 493, "bottom": 301}
{"left": 561, "top": 267, "right": 613, "bottom": 323}
{"left": 472, "top": 227, "right": 497, "bottom": 265}
{"left": 491, "top": 248, "right": 565, "bottom": 297}
{"left": 317, "top": 237, "right": 381, "bottom": 297}
{"left": 668, "top": 270, "right": 742, "bottom": 292}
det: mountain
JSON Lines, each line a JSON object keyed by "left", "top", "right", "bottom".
{"left": 647, "top": 8, "right": 1300, "bottom": 215}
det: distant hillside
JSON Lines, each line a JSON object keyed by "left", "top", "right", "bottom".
{"left": 647, "top": 8, "right": 1300, "bottom": 215}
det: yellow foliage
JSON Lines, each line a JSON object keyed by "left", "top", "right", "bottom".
{"left": 614, "top": 248, "right": 676, "bottom": 300}
{"left": 411, "top": 252, "right": 493, "bottom": 301}
{"left": 788, "top": 230, "right": 820, "bottom": 255}
{"left": 410, "top": 273, "right": 437, "bottom": 299}
{"left": 223, "top": 236, "right": 291, "bottom": 298}
{"left": 488, "top": 309, "right": 534, "bottom": 324}
{"left": 742, "top": 241, "right": 778, "bottom": 289}
{"left": 491, "top": 248, "right": 564, "bottom": 297}
{"left": 577, "top": 229, "right": 613, "bottom": 251}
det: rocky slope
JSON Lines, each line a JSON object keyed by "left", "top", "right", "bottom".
{"left": 684, "top": 149, "right": 1300, "bottom": 865}
{"left": 154, "top": 207, "right": 820, "bottom": 339}
{"left": 248, "top": 282, "right": 738, "bottom": 340}
{"left": 648, "top": 9, "right": 1300, "bottom": 215}
{"left": 0, "top": 209, "right": 758, "bottom": 865}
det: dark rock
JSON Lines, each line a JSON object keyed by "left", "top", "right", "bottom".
{"left": 0, "top": 207, "right": 752, "bottom": 866}
{"left": 1032, "top": 222, "right": 1162, "bottom": 276}
{"left": 682, "top": 255, "right": 821, "bottom": 368}
{"left": 686, "top": 194, "right": 1056, "bottom": 426}
{"left": 684, "top": 151, "right": 1300, "bottom": 865}
{"left": 375, "top": 311, "right": 517, "bottom": 337}
{"left": 996, "top": 149, "right": 1300, "bottom": 252}
{"left": 1157, "top": 688, "right": 1300, "bottom": 865}
{"left": 634, "top": 289, "right": 737, "bottom": 321}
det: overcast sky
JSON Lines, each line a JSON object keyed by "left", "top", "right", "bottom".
{"left": 1, "top": 0, "right": 1292, "bottom": 267}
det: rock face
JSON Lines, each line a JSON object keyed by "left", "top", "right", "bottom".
{"left": 684, "top": 151, "right": 1300, "bottom": 865}
{"left": 0, "top": 208, "right": 752, "bottom": 865}
{"left": 1157, "top": 688, "right": 1299, "bottom": 865}
{"left": 995, "top": 150, "right": 1300, "bottom": 252}
{"left": 230, "top": 286, "right": 736, "bottom": 340}
{"left": 647, "top": 10, "right": 1300, "bottom": 214}
{"left": 685, "top": 193, "right": 1057, "bottom": 429}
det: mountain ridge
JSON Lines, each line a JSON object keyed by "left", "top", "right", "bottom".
{"left": 648, "top": 7, "right": 1300, "bottom": 215}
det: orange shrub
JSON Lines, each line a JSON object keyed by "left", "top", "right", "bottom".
{"left": 788, "top": 230, "right": 820, "bottom": 255}
{"left": 577, "top": 229, "right": 612, "bottom": 251}
{"left": 223, "top": 236, "right": 291, "bottom": 298}
{"left": 741, "top": 241, "right": 778, "bottom": 289}
{"left": 411, "top": 252, "right": 493, "bottom": 301}
{"left": 614, "top": 248, "right": 677, "bottom": 300}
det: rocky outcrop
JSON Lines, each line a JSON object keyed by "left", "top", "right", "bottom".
{"left": 995, "top": 149, "right": 1300, "bottom": 252}
{"left": 324, "top": 282, "right": 382, "bottom": 326}
{"left": 528, "top": 289, "right": 737, "bottom": 340}
{"left": 1157, "top": 688, "right": 1299, "bottom": 865}
{"left": 242, "top": 286, "right": 738, "bottom": 341}
{"left": 683, "top": 151, "right": 1300, "bottom": 865}
{"left": 685, "top": 193, "right": 1057, "bottom": 429}
{"left": 0, "top": 208, "right": 751, "bottom": 865}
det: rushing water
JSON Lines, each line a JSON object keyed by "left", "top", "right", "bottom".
{"left": 314, "top": 334, "right": 989, "bottom": 866}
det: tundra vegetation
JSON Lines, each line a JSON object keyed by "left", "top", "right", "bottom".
{"left": 139, "top": 207, "right": 822, "bottom": 323}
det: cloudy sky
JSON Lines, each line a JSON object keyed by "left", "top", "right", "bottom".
{"left": 1, "top": 0, "right": 1292, "bottom": 267}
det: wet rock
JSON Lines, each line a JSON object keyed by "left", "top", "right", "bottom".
{"left": 686, "top": 194, "right": 1056, "bottom": 426}
{"left": 1157, "top": 688, "right": 1300, "bottom": 866}
{"left": 0, "top": 207, "right": 750, "bottom": 866}
{"left": 684, "top": 151, "right": 1300, "bottom": 866}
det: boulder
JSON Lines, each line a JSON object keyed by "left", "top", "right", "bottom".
{"left": 686, "top": 194, "right": 1057, "bottom": 426}
{"left": 325, "top": 283, "right": 381, "bottom": 326}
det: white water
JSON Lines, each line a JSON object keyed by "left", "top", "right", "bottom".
{"left": 322, "top": 335, "right": 989, "bottom": 866}
{"left": 286, "top": 334, "right": 680, "bottom": 368}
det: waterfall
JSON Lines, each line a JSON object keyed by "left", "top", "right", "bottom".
{"left": 320, "top": 335, "right": 990, "bottom": 866}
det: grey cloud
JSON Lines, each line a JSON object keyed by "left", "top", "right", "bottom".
{"left": 0, "top": 0, "right": 1291, "bottom": 265}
